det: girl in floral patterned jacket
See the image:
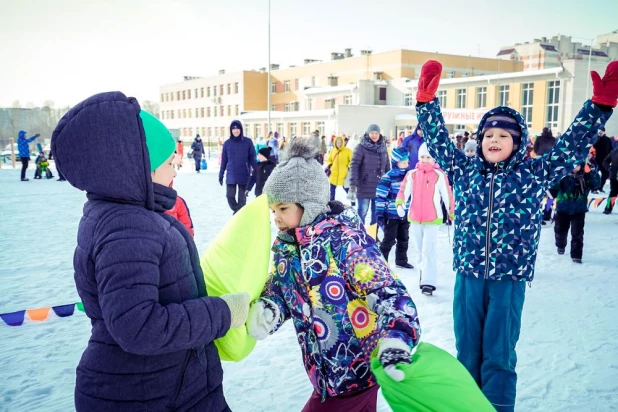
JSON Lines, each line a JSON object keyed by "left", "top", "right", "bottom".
{"left": 247, "top": 138, "right": 421, "bottom": 412}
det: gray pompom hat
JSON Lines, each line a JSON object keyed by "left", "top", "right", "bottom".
{"left": 264, "top": 137, "right": 330, "bottom": 226}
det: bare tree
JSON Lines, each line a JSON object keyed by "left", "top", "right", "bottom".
{"left": 141, "top": 100, "right": 160, "bottom": 118}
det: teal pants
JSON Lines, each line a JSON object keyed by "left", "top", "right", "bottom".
{"left": 454, "top": 274, "right": 526, "bottom": 412}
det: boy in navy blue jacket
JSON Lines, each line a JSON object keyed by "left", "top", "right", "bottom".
{"left": 375, "top": 146, "right": 413, "bottom": 269}
{"left": 549, "top": 162, "right": 600, "bottom": 263}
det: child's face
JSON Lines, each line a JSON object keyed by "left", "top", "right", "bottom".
{"left": 419, "top": 154, "right": 434, "bottom": 164}
{"left": 417, "top": 129, "right": 424, "bottom": 138}
{"left": 465, "top": 149, "right": 476, "bottom": 157}
{"left": 270, "top": 202, "right": 303, "bottom": 232}
{"left": 573, "top": 165, "right": 581, "bottom": 173}
{"left": 481, "top": 128, "right": 515, "bottom": 163}
{"left": 397, "top": 160, "right": 409, "bottom": 169}
{"left": 151, "top": 153, "right": 177, "bottom": 186}
{"left": 258, "top": 153, "right": 267, "bottom": 162}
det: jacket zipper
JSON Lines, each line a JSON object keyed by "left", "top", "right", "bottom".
{"left": 484, "top": 171, "right": 497, "bottom": 280}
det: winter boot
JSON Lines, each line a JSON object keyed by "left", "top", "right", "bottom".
{"left": 421, "top": 286, "right": 433, "bottom": 296}
{"left": 21, "top": 178, "right": 29, "bottom": 181}
{"left": 396, "top": 262, "right": 414, "bottom": 269}
{"left": 557, "top": 247, "right": 565, "bottom": 255}
{"left": 572, "top": 258, "right": 582, "bottom": 264}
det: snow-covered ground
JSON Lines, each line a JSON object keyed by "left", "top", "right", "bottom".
{"left": 1, "top": 161, "right": 617, "bottom": 412}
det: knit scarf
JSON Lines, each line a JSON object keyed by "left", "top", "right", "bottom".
{"left": 359, "top": 134, "right": 387, "bottom": 154}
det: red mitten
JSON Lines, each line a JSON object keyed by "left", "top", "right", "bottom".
{"left": 416, "top": 60, "right": 443, "bottom": 103}
{"left": 591, "top": 60, "right": 618, "bottom": 107}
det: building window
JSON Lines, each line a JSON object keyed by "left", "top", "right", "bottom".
{"left": 307, "top": 98, "right": 313, "bottom": 110}
{"left": 546, "top": 80, "right": 560, "bottom": 129}
{"left": 219, "top": 106, "right": 224, "bottom": 116}
{"left": 284, "top": 80, "right": 290, "bottom": 92}
{"left": 195, "top": 89, "right": 198, "bottom": 98}
{"left": 169, "top": 93, "right": 173, "bottom": 101}
{"left": 207, "top": 127, "right": 212, "bottom": 137}
{"left": 213, "top": 86, "right": 217, "bottom": 96}
{"left": 302, "top": 122, "right": 311, "bottom": 136}
{"left": 234, "top": 82, "right": 239, "bottom": 94}
{"left": 271, "top": 82, "right": 276, "bottom": 93}
{"left": 220, "top": 127, "right": 225, "bottom": 138}
{"left": 254, "top": 124, "right": 261, "bottom": 138}
{"left": 227, "top": 105, "right": 231, "bottom": 116}
{"left": 344, "top": 95, "right": 353, "bottom": 105}
{"left": 498, "top": 85, "right": 510, "bottom": 107}
{"left": 521, "top": 83, "right": 534, "bottom": 127}
{"left": 456, "top": 89, "right": 467, "bottom": 108}
{"left": 379, "top": 87, "right": 387, "bottom": 101}
{"left": 284, "top": 103, "right": 290, "bottom": 112}
{"left": 404, "top": 93, "right": 414, "bottom": 106}
{"left": 207, "top": 87, "right": 211, "bottom": 97}
{"left": 277, "top": 122, "right": 284, "bottom": 135}
{"left": 160, "top": 93, "right": 164, "bottom": 102}
{"left": 289, "top": 122, "right": 297, "bottom": 137}
{"left": 195, "top": 108, "right": 199, "bottom": 118}
{"left": 170, "top": 110, "right": 174, "bottom": 119}
{"left": 187, "top": 109, "right": 191, "bottom": 118}
{"left": 200, "top": 88, "right": 204, "bottom": 98}
{"left": 476, "top": 87, "right": 487, "bottom": 108}
{"left": 161, "top": 111, "right": 165, "bottom": 119}
{"left": 200, "top": 107, "right": 204, "bottom": 118}
{"left": 311, "top": 77, "right": 316, "bottom": 87}
{"left": 227, "top": 84, "right": 231, "bottom": 94}
{"left": 325, "top": 99, "right": 335, "bottom": 109}
{"left": 235, "top": 104, "right": 239, "bottom": 115}
{"left": 219, "top": 85, "right": 224, "bottom": 95}
{"left": 294, "top": 79, "right": 299, "bottom": 90}
{"left": 437, "top": 90, "right": 447, "bottom": 107}
{"left": 207, "top": 107, "right": 211, "bottom": 117}
{"left": 316, "top": 121, "right": 325, "bottom": 136}
{"left": 271, "top": 104, "right": 276, "bottom": 111}
{"left": 213, "top": 107, "right": 217, "bottom": 117}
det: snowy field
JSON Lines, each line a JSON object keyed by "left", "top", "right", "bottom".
{"left": 1, "top": 161, "right": 618, "bottom": 412}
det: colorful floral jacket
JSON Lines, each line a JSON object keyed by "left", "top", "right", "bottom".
{"left": 259, "top": 204, "right": 420, "bottom": 399}
{"left": 417, "top": 98, "right": 612, "bottom": 281}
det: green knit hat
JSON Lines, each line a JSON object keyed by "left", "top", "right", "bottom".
{"left": 140, "top": 110, "right": 175, "bottom": 172}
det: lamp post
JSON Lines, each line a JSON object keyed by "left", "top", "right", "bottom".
{"left": 267, "top": 0, "right": 271, "bottom": 134}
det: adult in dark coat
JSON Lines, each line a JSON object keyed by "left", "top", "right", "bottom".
{"left": 51, "top": 91, "right": 245, "bottom": 411}
{"left": 602, "top": 147, "right": 618, "bottom": 214}
{"left": 219, "top": 120, "right": 257, "bottom": 213}
{"left": 533, "top": 127, "right": 556, "bottom": 156}
{"left": 191, "top": 134, "right": 205, "bottom": 172}
{"left": 399, "top": 125, "right": 424, "bottom": 170}
{"left": 593, "top": 127, "right": 614, "bottom": 191}
{"left": 349, "top": 124, "right": 391, "bottom": 225}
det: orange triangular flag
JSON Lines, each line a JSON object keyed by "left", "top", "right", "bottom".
{"left": 27, "top": 307, "right": 51, "bottom": 322}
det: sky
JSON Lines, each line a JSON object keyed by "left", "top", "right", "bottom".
{"left": 0, "top": 0, "right": 616, "bottom": 108}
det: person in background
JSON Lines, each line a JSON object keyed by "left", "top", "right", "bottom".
{"left": 602, "top": 145, "right": 618, "bottom": 214}
{"left": 593, "top": 127, "right": 614, "bottom": 192}
{"left": 17, "top": 130, "right": 40, "bottom": 181}
{"left": 246, "top": 147, "right": 276, "bottom": 197}
{"left": 190, "top": 134, "right": 204, "bottom": 173}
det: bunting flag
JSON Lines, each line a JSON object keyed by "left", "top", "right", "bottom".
{"left": 586, "top": 197, "right": 617, "bottom": 210}
{"left": 0, "top": 302, "right": 84, "bottom": 327}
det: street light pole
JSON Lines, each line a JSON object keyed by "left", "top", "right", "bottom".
{"left": 267, "top": 0, "right": 271, "bottom": 134}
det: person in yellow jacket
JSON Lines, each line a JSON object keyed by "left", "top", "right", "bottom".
{"left": 326, "top": 135, "right": 353, "bottom": 200}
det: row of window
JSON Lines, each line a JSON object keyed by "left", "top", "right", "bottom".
{"left": 161, "top": 83, "right": 240, "bottom": 102}
{"left": 404, "top": 81, "right": 561, "bottom": 128}
{"left": 270, "top": 77, "right": 317, "bottom": 93}
{"left": 178, "top": 121, "right": 326, "bottom": 139}
{"left": 161, "top": 105, "right": 241, "bottom": 120}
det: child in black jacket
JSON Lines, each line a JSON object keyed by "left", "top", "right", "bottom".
{"left": 246, "top": 147, "right": 276, "bottom": 197}
{"left": 602, "top": 147, "right": 618, "bottom": 214}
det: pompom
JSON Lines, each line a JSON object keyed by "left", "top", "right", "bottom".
{"left": 280, "top": 137, "right": 318, "bottom": 163}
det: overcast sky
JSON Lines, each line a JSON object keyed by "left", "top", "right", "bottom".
{"left": 0, "top": 0, "right": 616, "bottom": 107}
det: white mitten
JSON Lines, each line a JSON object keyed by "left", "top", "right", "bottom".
{"left": 396, "top": 205, "right": 406, "bottom": 217}
{"left": 246, "top": 298, "right": 280, "bottom": 340}
{"left": 220, "top": 292, "right": 250, "bottom": 329}
{"left": 378, "top": 338, "right": 412, "bottom": 382}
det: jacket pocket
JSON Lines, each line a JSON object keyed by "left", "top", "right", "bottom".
{"left": 166, "top": 350, "right": 193, "bottom": 409}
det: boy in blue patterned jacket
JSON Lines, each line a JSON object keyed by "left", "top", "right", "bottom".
{"left": 414, "top": 60, "right": 617, "bottom": 412}
{"left": 375, "top": 146, "right": 413, "bottom": 269}
{"left": 247, "top": 138, "right": 421, "bottom": 412}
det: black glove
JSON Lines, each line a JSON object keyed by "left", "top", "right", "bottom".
{"left": 219, "top": 177, "right": 223, "bottom": 186}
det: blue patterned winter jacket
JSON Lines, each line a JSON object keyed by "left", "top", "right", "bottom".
{"left": 259, "top": 205, "right": 420, "bottom": 399}
{"left": 417, "top": 99, "right": 612, "bottom": 281}
{"left": 376, "top": 157, "right": 408, "bottom": 221}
